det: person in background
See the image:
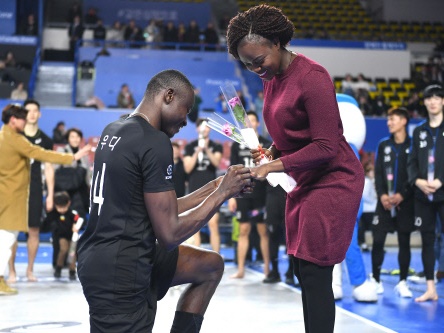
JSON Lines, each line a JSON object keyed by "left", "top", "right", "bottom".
{"left": 52, "top": 121, "right": 67, "bottom": 144}
{"left": 107, "top": 20, "right": 124, "bottom": 47}
{"left": 84, "top": 6, "right": 99, "bottom": 25}
{"left": 68, "top": 15, "right": 84, "bottom": 60}
{"left": 0, "top": 104, "right": 90, "bottom": 295}
{"left": 172, "top": 141, "right": 187, "bottom": 198}
{"left": 227, "top": 5, "right": 364, "bottom": 331}
{"left": 188, "top": 86, "right": 202, "bottom": 124}
{"left": 183, "top": 119, "right": 223, "bottom": 252}
{"left": 93, "top": 19, "right": 106, "bottom": 46}
{"left": 407, "top": 84, "right": 444, "bottom": 302}
{"left": 8, "top": 99, "right": 55, "bottom": 283}
{"left": 358, "top": 162, "right": 377, "bottom": 252}
{"left": 117, "top": 83, "right": 136, "bottom": 109}
{"left": 45, "top": 191, "right": 83, "bottom": 280}
{"left": 372, "top": 107, "right": 415, "bottom": 298}
{"left": 19, "top": 13, "right": 38, "bottom": 36}
{"left": 55, "top": 128, "right": 91, "bottom": 220}
{"left": 228, "top": 111, "right": 270, "bottom": 280}
{"left": 10, "top": 82, "right": 28, "bottom": 101}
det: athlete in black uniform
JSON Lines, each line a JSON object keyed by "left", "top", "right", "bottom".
{"left": 228, "top": 111, "right": 270, "bottom": 279}
{"left": 8, "top": 99, "right": 55, "bottom": 282}
{"left": 408, "top": 84, "right": 444, "bottom": 302}
{"left": 372, "top": 107, "right": 415, "bottom": 297}
{"left": 77, "top": 70, "right": 252, "bottom": 333}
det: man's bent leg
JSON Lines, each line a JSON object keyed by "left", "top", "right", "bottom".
{"left": 170, "top": 244, "right": 224, "bottom": 332}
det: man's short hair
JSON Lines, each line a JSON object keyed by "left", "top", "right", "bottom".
{"left": 423, "top": 84, "right": 444, "bottom": 99}
{"left": 54, "top": 191, "right": 71, "bottom": 207}
{"left": 246, "top": 110, "right": 259, "bottom": 121}
{"left": 2, "top": 103, "right": 28, "bottom": 124}
{"left": 196, "top": 118, "right": 207, "bottom": 127}
{"left": 388, "top": 107, "right": 410, "bottom": 124}
{"left": 23, "top": 99, "right": 40, "bottom": 110}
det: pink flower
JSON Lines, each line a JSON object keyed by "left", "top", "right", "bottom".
{"left": 228, "top": 96, "right": 241, "bottom": 108}
{"left": 222, "top": 123, "right": 233, "bottom": 136}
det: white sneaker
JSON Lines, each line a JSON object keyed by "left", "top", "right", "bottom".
{"left": 332, "top": 284, "right": 343, "bottom": 300}
{"left": 352, "top": 280, "right": 378, "bottom": 302}
{"left": 370, "top": 275, "right": 384, "bottom": 294}
{"left": 394, "top": 280, "right": 413, "bottom": 298}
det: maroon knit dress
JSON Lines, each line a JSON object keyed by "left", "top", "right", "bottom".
{"left": 263, "top": 53, "right": 364, "bottom": 266}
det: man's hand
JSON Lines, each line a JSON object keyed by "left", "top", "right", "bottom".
{"left": 389, "top": 193, "right": 404, "bottom": 207}
{"left": 415, "top": 179, "right": 436, "bottom": 196}
{"left": 218, "top": 165, "right": 252, "bottom": 198}
{"left": 380, "top": 194, "right": 392, "bottom": 210}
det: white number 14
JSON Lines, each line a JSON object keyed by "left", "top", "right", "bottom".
{"left": 92, "top": 163, "right": 106, "bottom": 215}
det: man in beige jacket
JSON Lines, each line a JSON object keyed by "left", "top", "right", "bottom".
{"left": 0, "top": 104, "right": 91, "bottom": 295}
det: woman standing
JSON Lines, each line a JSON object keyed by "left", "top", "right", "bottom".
{"left": 55, "top": 128, "right": 91, "bottom": 219}
{"left": 227, "top": 5, "right": 364, "bottom": 332}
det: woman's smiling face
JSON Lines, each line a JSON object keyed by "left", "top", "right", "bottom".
{"left": 237, "top": 35, "right": 282, "bottom": 81}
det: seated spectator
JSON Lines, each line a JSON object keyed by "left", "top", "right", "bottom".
{"left": 185, "top": 19, "right": 201, "bottom": 45}
{"left": 204, "top": 22, "right": 219, "bottom": 46}
{"left": 127, "top": 26, "right": 145, "bottom": 48}
{"left": 84, "top": 6, "right": 99, "bottom": 25}
{"left": 163, "top": 21, "right": 178, "bottom": 48}
{"left": 123, "top": 20, "right": 137, "bottom": 41}
{"left": 354, "top": 73, "right": 374, "bottom": 94}
{"left": 10, "top": 82, "right": 28, "bottom": 101}
{"left": 53, "top": 121, "right": 67, "bottom": 144}
{"left": 357, "top": 93, "right": 373, "bottom": 116}
{"left": 371, "top": 94, "right": 389, "bottom": 117}
{"left": 215, "top": 92, "right": 227, "bottom": 113}
{"left": 19, "top": 13, "right": 38, "bottom": 36}
{"left": 144, "top": 19, "right": 161, "bottom": 46}
{"left": 177, "top": 22, "right": 186, "bottom": 43}
{"left": 341, "top": 74, "right": 355, "bottom": 97}
{"left": 116, "top": 83, "right": 135, "bottom": 109}
{"left": 406, "top": 91, "right": 426, "bottom": 118}
{"left": 93, "top": 19, "right": 106, "bottom": 45}
{"left": 3, "top": 51, "right": 16, "bottom": 68}
{"left": 107, "top": 20, "right": 124, "bottom": 46}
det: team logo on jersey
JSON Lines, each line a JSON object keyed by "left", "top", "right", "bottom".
{"left": 405, "top": 148, "right": 410, "bottom": 154}
{"left": 384, "top": 146, "right": 391, "bottom": 155}
{"left": 414, "top": 216, "right": 422, "bottom": 227}
{"left": 165, "top": 165, "right": 173, "bottom": 179}
{"left": 419, "top": 131, "right": 427, "bottom": 140}
{"left": 35, "top": 138, "right": 42, "bottom": 144}
{"left": 372, "top": 215, "right": 379, "bottom": 225}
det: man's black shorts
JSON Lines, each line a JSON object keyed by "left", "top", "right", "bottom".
{"left": 89, "top": 244, "right": 179, "bottom": 333}
{"left": 235, "top": 198, "right": 265, "bottom": 223}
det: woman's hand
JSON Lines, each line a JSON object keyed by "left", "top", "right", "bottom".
{"left": 250, "top": 164, "right": 269, "bottom": 181}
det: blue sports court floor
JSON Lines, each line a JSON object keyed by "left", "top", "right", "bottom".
{"left": 0, "top": 241, "right": 443, "bottom": 332}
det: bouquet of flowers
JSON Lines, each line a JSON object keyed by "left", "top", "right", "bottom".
{"left": 205, "top": 82, "right": 296, "bottom": 193}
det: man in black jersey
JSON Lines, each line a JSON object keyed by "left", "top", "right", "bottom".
{"left": 228, "top": 111, "right": 270, "bottom": 279}
{"left": 77, "top": 70, "right": 252, "bottom": 333}
{"left": 8, "top": 99, "right": 55, "bottom": 283}
{"left": 371, "top": 107, "right": 415, "bottom": 298}
{"left": 407, "top": 84, "right": 444, "bottom": 302}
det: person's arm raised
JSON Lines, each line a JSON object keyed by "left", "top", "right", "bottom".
{"left": 144, "top": 165, "right": 251, "bottom": 250}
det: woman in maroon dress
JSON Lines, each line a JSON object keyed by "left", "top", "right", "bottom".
{"left": 227, "top": 5, "right": 364, "bottom": 332}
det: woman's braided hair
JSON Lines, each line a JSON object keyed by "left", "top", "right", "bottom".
{"left": 227, "top": 4, "right": 295, "bottom": 59}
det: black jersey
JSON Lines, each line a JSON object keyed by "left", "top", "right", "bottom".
{"left": 374, "top": 135, "right": 414, "bottom": 224}
{"left": 408, "top": 120, "right": 444, "bottom": 202}
{"left": 45, "top": 208, "right": 81, "bottom": 239}
{"left": 230, "top": 135, "right": 271, "bottom": 200}
{"left": 184, "top": 139, "right": 222, "bottom": 192}
{"left": 77, "top": 116, "right": 175, "bottom": 314}
{"left": 25, "top": 129, "right": 53, "bottom": 191}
